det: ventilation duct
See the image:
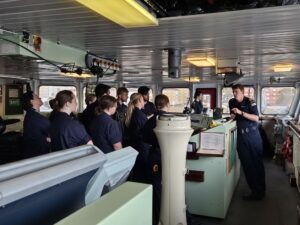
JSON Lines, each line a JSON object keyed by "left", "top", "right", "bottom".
{"left": 168, "top": 48, "right": 181, "bottom": 78}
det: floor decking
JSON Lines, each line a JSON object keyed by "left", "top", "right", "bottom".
{"left": 191, "top": 159, "right": 300, "bottom": 225}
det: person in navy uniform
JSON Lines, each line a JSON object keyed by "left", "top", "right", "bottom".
{"left": 143, "top": 94, "right": 170, "bottom": 225}
{"left": 21, "top": 91, "right": 50, "bottom": 158}
{"left": 125, "top": 93, "right": 149, "bottom": 183}
{"left": 114, "top": 87, "right": 129, "bottom": 144}
{"left": 90, "top": 95, "right": 122, "bottom": 154}
{"left": 229, "top": 84, "right": 265, "bottom": 200}
{"left": 138, "top": 86, "right": 156, "bottom": 117}
{"left": 81, "top": 83, "right": 111, "bottom": 133}
{"left": 116, "top": 87, "right": 129, "bottom": 115}
{"left": 191, "top": 89, "right": 203, "bottom": 114}
{"left": 50, "top": 90, "right": 93, "bottom": 151}
{"left": 85, "top": 93, "right": 96, "bottom": 106}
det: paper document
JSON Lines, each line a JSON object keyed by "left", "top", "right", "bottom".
{"left": 200, "top": 132, "right": 224, "bottom": 151}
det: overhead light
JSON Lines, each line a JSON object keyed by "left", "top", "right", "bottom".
{"left": 75, "top": 0, "right": 158, "bottom": 28}
{"left": 184, "top": 77, "right": 200, "bottom": 82}
{"left": 273, "top": 64, "right": 293, "bottom": 72}
{"left": 60, "top": 72, "right": 93, "bottom": 79}
{"left": 186, "top": 57, "right": 215, "bottom": 67}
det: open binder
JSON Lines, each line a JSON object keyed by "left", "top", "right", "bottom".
{"left": 197, "top": 132, "right": 224, "bottom": 155}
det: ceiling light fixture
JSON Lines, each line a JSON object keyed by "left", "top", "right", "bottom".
{"left": 186, "top": 57, "right": 215, "bottom": 67}
{"left": 75, "top": 0, "right": 158, "bottom": 28}
{"left": 60, "top": 72, "right": 93, "bottom": 79}
{"left": 184, "top": 77, "right": 200, "bottom": 82}
{"left": 273, "top": 64, "right": 293, "bottom": 72}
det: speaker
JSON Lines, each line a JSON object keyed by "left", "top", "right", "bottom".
{"left": 168, "top": 49, "right": 181, "bottom": 78}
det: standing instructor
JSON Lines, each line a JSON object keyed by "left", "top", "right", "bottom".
{"left": 229, "top": 84, "right": 265, "bottom": 200}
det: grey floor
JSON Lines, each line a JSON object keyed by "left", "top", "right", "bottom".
{"left": 191, "top": 159, "right": 300, "bottom": 225}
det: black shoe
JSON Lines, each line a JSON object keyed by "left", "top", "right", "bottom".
{"left": 243, "top": 192, "right": 265, "bottom": 201}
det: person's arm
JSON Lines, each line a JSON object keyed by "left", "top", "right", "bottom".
{"left": 113, "top": 142, "right": 122, "bottom": 150}
{"left": 230, "top": 113, "right": 236, "bottom": 121}
{"left": 231, "top": 108, "right": 259, "bottom": 122}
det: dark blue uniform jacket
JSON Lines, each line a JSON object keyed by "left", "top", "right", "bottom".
{"left": 191, "top": 100, "right": 203, "bottom": 114}
{"left": 142, "top": 101, "right": 156, "bottom": 116}
{"left": 23, "top": 108, "right": 50, "bottom": 158}
{"left": 90, "top": 112, "right": 122, "bottom": 154}
{"left": 50, "top": 111, "right": 91, "bottom": 151}
{"left": 117, "top": 102, "right": 127, "bottom": 115}
{"left": 81, "top": 101, "right": 97, "bottom": 133}
{"left": 229, "top": 97, "right": 259, "bottom": 129}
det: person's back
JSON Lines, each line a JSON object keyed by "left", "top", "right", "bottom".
{"left": 50, "top": 90, "right": 92, "bottom": 151}
{"left": 90, "top": 96, "right": 122, "bottom": 154}
{"left": 125, "top": 93, "right": 149, "bottom": 183}
{"left": 81, "top": 84, "right": 111, "bottom": 133}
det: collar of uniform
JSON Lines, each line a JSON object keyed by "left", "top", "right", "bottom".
{"left": 99, "top": 111, "right": 111, "bottom": 118}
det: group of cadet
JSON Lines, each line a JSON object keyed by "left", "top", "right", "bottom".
{"left": 20, "top": 84, "right": 167, "bottom": 225}
{"left": 20, "top": 82, "right": 266, "bottom": 224}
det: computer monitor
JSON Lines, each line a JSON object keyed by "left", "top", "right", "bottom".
{"left": 0, "top": 145, "right": 138, "bottom": 225}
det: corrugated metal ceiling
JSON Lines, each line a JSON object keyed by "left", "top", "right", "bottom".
{"left": 0, "top": 0, "right": 299, "bottom": 84}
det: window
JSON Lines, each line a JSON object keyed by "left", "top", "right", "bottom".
{"left": 39, "top": 86, "right": 77, "bottom": 112}
{"left": 261, "top": 87, "right": 295, "bottom": 114}
{"left": 162, "top": 88, "right": 190, "bottom": 112}
{"left": 221, "top": 87, "right": 255, "bottom": 113}
{"left": 202, "top": 94, "right": 211, "bottom": 109}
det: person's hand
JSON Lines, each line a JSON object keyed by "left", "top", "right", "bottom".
{"left": 231, "top": 108, "right": 242, "bottom": 115}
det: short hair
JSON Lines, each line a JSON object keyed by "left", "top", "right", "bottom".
{"left": 55, "top": 90, "right": 74, "bottom": 109}
{"left": 155, "top": 94, "right": 169, "bottom": 110}
{"left": 96, "top": 95, "right": 117, "bottom": 114}
{"left": 193, "top": 90, "right": 202, "bottom": 99}
{"left": 138, "top": 86, "right": 150, "bottom": 95}
{"left": 95, "top": 83, "right": 111, "bottom": 98}
{"left": 85, "top": 94, "right": 96, "bottom": 105}
{"left": 20, "top": 91, "right": 34, "bottom": 111}
{"left": 117, "top": 87, "right": 129, "bottom": 96}
{"left": 231, "top": 84, "right": 244, "bottom": 92}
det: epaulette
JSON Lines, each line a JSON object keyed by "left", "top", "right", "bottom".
{"left": 249, "top": 98, "right": 257, "bottom": 106}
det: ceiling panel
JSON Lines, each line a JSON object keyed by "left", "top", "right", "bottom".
{"left": 0, "top": 1, "right": 299, "bottom": 84}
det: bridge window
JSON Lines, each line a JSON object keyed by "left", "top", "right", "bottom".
{"left": 39, "top": 86, "right": 77, "bottom": 112}
{"left": 261, "top": 87, "right": 295, "bottom": 115}
{"left": 222, "top": 87, "right": 255, "bottom": 113}
{"left": 162, "top": 88, "right": 190, "bottom": 113}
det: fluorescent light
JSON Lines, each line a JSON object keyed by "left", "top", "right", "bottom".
{"left": 61, "top": 72, "right": 93, "bottom": 79}
{"left": 184, "top": 77, "right": 200, "bottom": 82}
{"left": 273, "top": 64, "right": 293, "bottom": 72}
{"left": 75, "top": 0, "right": 158, "bottom": 28}
{"left": 186, "top": 57, "right": 215, "bottom": 67}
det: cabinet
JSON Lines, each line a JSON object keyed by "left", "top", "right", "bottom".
{"left": 185, "top": 120, "right": 240, "bottom": 218}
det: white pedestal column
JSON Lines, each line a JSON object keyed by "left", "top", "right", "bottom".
{"left": 154, "top": 114, "right": 193, "bottom": 225}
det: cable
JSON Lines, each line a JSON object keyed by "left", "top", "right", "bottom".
{"left": 0, "top": 36, "right": 61, "bottom": 69}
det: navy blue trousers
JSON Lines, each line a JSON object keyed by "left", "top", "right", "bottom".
{"left": 237, "top": 129, "right": 266, "bottom": 194}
